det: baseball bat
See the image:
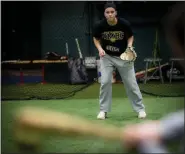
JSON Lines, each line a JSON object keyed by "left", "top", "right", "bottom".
{"left": 75, "top": 38, "right": 83, "bottom": 59}
{"left": 136, "top": 63, "right": 169, "bottom": 78}
{"left": 116, "top": 63, "right": 169, "bottom": 83}
{"left": 14, "top": 106, "right": 123, "bottom": 145}
{"left": 65, "top": 42, "right": 69, "bottom": 56}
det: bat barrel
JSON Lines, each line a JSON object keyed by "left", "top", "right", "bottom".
{"left": 14, "top": 107, "right": 122, "bottom": 145}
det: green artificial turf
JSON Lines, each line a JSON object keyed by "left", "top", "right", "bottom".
{"left": 2, "top": 96, "right": 184, "bottom": 153}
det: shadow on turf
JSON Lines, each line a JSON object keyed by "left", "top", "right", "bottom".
{"left": 106, "top": 112, "right": 163, "bottom": 122}
{"left": 107, "top": 113, "right": 137, "bottom": 121}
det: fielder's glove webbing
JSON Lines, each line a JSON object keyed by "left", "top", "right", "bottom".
{"left": 120, "top": 46, "right": 137, "bottom": 62}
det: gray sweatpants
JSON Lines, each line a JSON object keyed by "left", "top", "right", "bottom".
{"left": 99, "top": 54, "right": 145, "bottom": 113}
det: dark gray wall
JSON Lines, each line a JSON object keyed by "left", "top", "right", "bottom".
{"left": 131, "top": 25, "right": 172, "bottom": 70}
{"left": 2, "top": 1, "right": 175, "bottom": 71}
{"left": 2, "top": 1, "right": 41, "bottom": 61}
{"left": 41, "top": 1, "right": 90, "bottom": 58}
{"left": 40, "top": 1, "right": 174, "bottom": 70}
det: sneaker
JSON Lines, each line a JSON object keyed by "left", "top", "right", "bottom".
{"left": 97, "top": 111, "right": 107, "bottom": 120}
{"left": 138, "top": 111, "right": 146, "bottom": 119}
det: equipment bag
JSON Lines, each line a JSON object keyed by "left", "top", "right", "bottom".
{"left": 68, "top": 58, "right": 88, "bottom": 84}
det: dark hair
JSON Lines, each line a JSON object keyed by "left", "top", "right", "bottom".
{"left": 173, "top": 13, "right": 184, "bottom": 48}
{"left": 164, "top": 3, "right": 184, "bottom": 49}
{"left": 104, "top": 2, "right": 116, "bottom": 11}
{"left": 163, "top": 2, "right": 184, "bottom": 67}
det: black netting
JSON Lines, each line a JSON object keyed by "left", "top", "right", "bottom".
{"left": 139, "top": 82, "right": 184, "bottom": 97}
{"left": 2, "top": 60, "right": 184, "bottom": 101}
{"left": 41, "top": 2, "right": 91, "bottom": 58}
{"left": 1, "top": 60, "right": 96, "bottom": 101}
{"left": 2, "top": 83, "right": 92, "bottom": 100}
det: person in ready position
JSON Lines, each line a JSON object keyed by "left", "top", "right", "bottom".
{"left": 93, "top": 3, "right": 146, "bottom": 120}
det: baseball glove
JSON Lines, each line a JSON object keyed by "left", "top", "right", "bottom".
{"left": 120, "top": 47, "right": 137, "bottom": 61}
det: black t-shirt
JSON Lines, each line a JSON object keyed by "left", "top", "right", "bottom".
{"left": 93, "top": 18, "right": 133, "bottom": 56}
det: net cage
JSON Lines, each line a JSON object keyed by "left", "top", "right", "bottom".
{"left": 1, "top": 58, "right": 184, "bottom": 101}
{"left": 1, "top": 59, "right": 95, "bottom": 100}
